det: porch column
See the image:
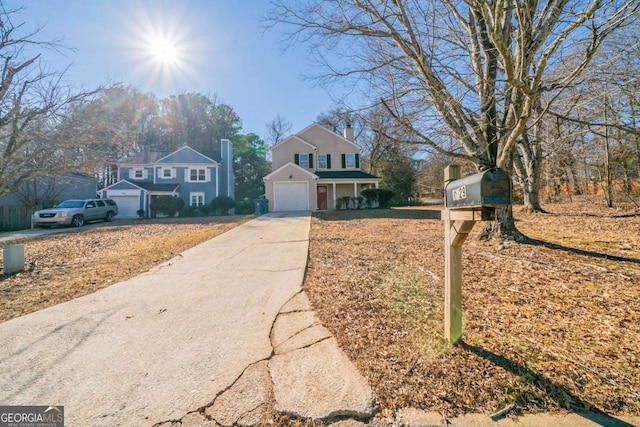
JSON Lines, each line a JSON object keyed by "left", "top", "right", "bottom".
{"left": 332, "top": 182, "right": 337, "bottom": 209}
{"left": 353, "top": 182, "right": 358, "bottom": 197}
{"left": 375, "top": 182, "right": 379, "bottom": 189}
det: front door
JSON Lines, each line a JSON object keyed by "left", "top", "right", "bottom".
{"left": 317, "top": 185, "right": 328, "bottom": 210}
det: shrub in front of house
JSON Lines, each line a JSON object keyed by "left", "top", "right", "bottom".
{"left": 210, "top": 196, "right": 236, "bottom": 215}
{"left": 150, "top": 196, "right": 185, "bottom": 217}
{"left": 184, "top": 205, "right": 211, "bottom": 217}
{"left": 235, "top": 197, "right": 255, "bottom": 215}
{"left": 340, "top": 196, "right": 352, "bottom": 209}
{"left": 361, "top": 188, "right": 394, "bottom": 208}
{"left": 361, "top": 189, "right": 378, "bottom": 208}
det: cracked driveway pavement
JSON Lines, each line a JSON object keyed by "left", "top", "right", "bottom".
{"left": 0, "top": 212, "right": 373, "bottom": 426}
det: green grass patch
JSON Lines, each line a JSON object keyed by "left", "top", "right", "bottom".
{"left": 378, "top": 266, "right": 447, "bottom": 358}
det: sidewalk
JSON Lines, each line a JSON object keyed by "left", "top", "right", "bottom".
{"left": 0, "top": 212, "right": 373, "bottom": 426}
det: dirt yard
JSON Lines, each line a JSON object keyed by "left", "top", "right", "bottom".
{"left": 1, "top": 202, "right": 638, "bottom": 423}
{"left": 304, "top": 201, "right": 640, "bottom": 420}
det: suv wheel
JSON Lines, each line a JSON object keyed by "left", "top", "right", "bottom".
{"left": 105, "top": 211, "right": 114, "bottom": 222}
{"left": 71, "top": 215, "right": 85, "bottom": 227}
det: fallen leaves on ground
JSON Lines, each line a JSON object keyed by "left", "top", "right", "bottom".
{"left": 303, "top": 201, "right": 640, "bottom": 419}
{"left": 0, "top": 216, "right": 249, "bottom": 322}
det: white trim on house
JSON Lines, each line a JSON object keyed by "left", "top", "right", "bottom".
{"left": 271, "top": 134, "right": 318, "bottom": 152}
{"left": 130, "top": 168, "right": 148, "bottom": 180}
{"left": 263, "top": 162, "right": 318, "bottom": 180}
{"left": 185, "top": 167, "right": 210, "bottom": 183}
{"left": 156, "top": 146, "right": 219, "bottom": 164}
{"left": 157, "top": 167, "right": 176, "bottom": 180}
{"left": 189, "top": 192, "right": 205, "bottom": 206}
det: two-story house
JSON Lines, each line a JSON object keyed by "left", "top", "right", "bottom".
{"left": 263, "top": 123, "right": 379, "bottom": 211}
{"left": 100, "top": 142, "right": 234, "bottom": 218}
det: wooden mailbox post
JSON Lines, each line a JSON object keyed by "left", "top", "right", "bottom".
{"left": 442, "top": 165, "right": 511, "bottom": 344}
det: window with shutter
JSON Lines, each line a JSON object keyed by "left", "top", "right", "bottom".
{"left": 346, "top": 154, "right": 356, "bottom": 168}
{"left": 298, "top": 153, "right": 310, "bottom": 168}
{"left": 317, "top": 154, "right": 327, "bottom": 169}
{"left": 132, "top": 168, "right": 146, "bottom": 180}
{"left": 188, "top": 168, "right": 208, "bottom": 182}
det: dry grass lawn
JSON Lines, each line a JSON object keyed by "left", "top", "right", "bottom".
{"left": 304, "top": 201, "right": 640, "bottom": 420}
{"left": 0, "top": 216, "right": 249, "bottom": 322}
{"left": 1, "top": 202, "right": 639, "bottom": 423}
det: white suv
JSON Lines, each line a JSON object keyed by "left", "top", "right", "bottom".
{"left": 32, "top": 198, "right": 119, "bottom": 228}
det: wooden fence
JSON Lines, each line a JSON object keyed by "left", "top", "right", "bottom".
{"left": 0, "top": 206, "right": 35, "bottom": 232}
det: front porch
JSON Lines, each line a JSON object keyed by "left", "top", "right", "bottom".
{"left": 315, "top": 171, "right": 379, "bottom": 210}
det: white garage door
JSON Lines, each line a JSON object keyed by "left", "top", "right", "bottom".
{"left": 273, "top": 182, "right": 309, "bottom": 211}
{"left": 110, "top": 196, "right": 140, "bottom": 218}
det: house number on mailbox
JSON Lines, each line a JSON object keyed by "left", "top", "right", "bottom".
{"left": 452, "top": 185, "right": 466, "bottom": 201}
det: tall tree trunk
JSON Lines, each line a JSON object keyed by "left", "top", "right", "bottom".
{"left": 482, "top": 154, "right": 525, "bottom": 241}
{"left": 603, "top": 92, "right": 614, "bottom": 208}
{"left": 514, "top": 136, "right": 545, "bottom": 213}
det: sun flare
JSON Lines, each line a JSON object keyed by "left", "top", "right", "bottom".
{"left": 148, "top": 36, "right": 179, "bottom": 65}
{"left": 120, "top": 2, "right": 205, "bottom": 95}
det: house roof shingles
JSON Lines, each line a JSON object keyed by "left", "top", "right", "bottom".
{"left": 135, "top": 182, "right": 180, "bottom": 192}
{"left": 121, "top": 148, "right": 221, "bottom": 165}
{"left": 315, "top": 171, "right": 379, "bottom": 180}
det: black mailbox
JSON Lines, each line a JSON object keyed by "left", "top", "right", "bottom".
{"left": 445, "top": 168, "right": 511, "bottom": 209}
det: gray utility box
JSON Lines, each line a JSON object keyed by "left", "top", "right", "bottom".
{"left": 445, "top": 168, "right": 511, "bottom": 209}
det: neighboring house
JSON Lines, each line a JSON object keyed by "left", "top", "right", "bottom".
{"left": 0, "top": 173, "right": 98, "bottom": 208}
{"left": 264, "top": 123, "right": 379, "bottom": 211}
{"left": 0, "top": 173, "right": 97, "bottom": 231}
{"left": 100, "top": 142, "right": 234, "bottom": 218}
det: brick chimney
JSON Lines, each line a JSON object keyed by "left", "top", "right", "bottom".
{"left": 343, "top": 123, "right": 354, "bottom": 142}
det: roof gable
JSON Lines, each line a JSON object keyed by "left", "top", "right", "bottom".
{"left": 271, "top": 135, "right": 318, "bottom": 153}
{"left": 156, "top": 146, "right": 218, "bottom": 165}
{"left": 315, "top": 171, "right": 379, "bottom": 180}
{"left": 297, "top": 123, "right": 361, "bottom": 150}
{"left": 121, "top": 151, "right": 167, "bottom": 165}
{"left": 263, "top": 162, "right": 319, "bottom": 180}
{"left": 102, "top": 179, "right": 147, "bottom": 191}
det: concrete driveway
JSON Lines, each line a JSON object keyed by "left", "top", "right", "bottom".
{"left": 0, "top": 212, "right": 373, "bottom": 426}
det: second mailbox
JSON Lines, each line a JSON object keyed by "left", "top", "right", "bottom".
{"left": 445, "top": 168, "right": 511, "bottom": 209}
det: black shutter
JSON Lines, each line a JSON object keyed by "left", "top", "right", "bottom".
{"left": 327, "top": 154, "right": 332, "bottom": 169}
{"left": 309, "top": 153, "right": 314, "bottom": 169}
{"left": 355, "top": 153, "right": 360, "bottom": 169}
{"left": 294, "top": 153, "right": 299, "bottom": 165}
{"left": 341, "top": 154, "right": 346, "bottom": 169}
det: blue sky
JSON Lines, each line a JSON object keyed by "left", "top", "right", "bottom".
{"left": 6, "top": 0, "right": 341, "bottom": 139}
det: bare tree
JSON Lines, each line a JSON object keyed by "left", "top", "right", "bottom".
{"left": 264, "top": 115, "right": 293, "bottom": 147}
{"left": 0, "top": 5, "right": 103, "bottom": 201}
{"left": 268, "top": 0, "right": 639, "bottom": 238}
{"left": 542, "top": 22, "right": 640, "bottom": 206}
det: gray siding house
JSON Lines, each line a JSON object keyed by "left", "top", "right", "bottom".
{"left": 0, "top": 173, "right": 97, "bottom": 231}
{"left": 100, "top": 142, "right": 234, "bottom": 218}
